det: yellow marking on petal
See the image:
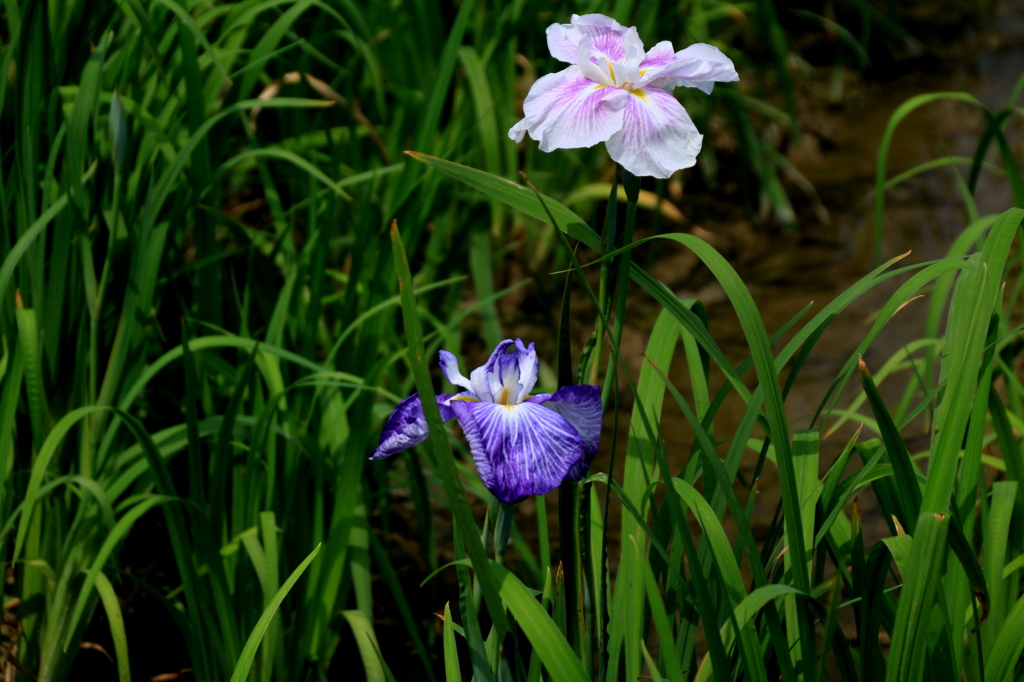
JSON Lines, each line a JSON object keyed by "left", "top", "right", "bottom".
{"left": 450, "top": 396, "right": 480, "bottom": 403}
{"left": 639, "top": 68, "right": 649, "bottom": 75}
{"left": 593, "top": 84, "right": 606, "bottom": 89}
{"left": 608, "top": 62, "right": 616, "bottom": 83}
{"left": 497, "top": 388, "right": 510, "bottom": 405}
{"left": 628, "top": 87, "right": 648, "bottom": 101}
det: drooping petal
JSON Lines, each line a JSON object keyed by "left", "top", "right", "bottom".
{"left": 508, "top": 66, "right": 629, "bottom": 152}
{"left": 370, "top": 393, "right": 455, "bottom": 460}
{"left": 605, "top": 87, "right": 702, "bottom": 179}
{"left": 546, "top": 13, "right": 630, "bottom": 64}
{"left": 439, "top": 350, "right": 473, "bottom": 391}
{"left": 449, "top": 400, "right": 585, "bottom": 503}
{"left": 509, "top": 117, "right": 530, "bottom": 143}
{"left": 639, "top": 43, "right": 738, "bottom": 94}
{"left": 530, "top": 386, "right": 602, "bottom": 457}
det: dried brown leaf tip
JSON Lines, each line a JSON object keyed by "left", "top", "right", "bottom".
{"left": 858, "top": 354, "right": 871, "bottom": 377}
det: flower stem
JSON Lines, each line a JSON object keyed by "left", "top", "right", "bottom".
{"left": 588, "top": 169, "right": 619, "bottom": 385}
{"left": 557, "top": 480, "right": 581, "bottom": 654}
{"left": 494, "top": 501, "right": 513, "bottom": 566}
{"left": 604, "top": 167, "right": 640, "bottom": 407}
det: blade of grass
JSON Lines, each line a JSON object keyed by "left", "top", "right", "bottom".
{"left": 231, "top": 544, "right": 321, "bottom": 682}
{"left": 93, "top": 571, "right": 130, "bottom": 682}
{"left": 443, "top": 601, "right": 462, "bottom": 682}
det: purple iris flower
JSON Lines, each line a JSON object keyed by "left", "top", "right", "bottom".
{"left": 371, "top": 339, "right": 602, "bottom": 504}
{"left": 509, "top": 14, "right": 739, "bottom": 179}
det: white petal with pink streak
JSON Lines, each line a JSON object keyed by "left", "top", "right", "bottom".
{"left": 639, "top": 43, "right": 739, "bottom": 94}
{"left": 509, "top": 66, "right": 629, "bottom": 152}
{"left": 545, "top": 13, "right": 630, "bottom": 64}
{"left": 606, "top": 87, "right": 702, "bottom": 178}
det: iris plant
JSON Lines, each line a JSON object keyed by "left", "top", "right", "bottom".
{"left": 371, "top": 339, "right": 601, "bottom": 504}
{"left": 509, "top": 13, "right": 739, "bottom": 178}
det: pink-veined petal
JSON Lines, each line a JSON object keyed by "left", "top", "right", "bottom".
{"left": 606, "top": 87, "right": 702, "bottom": 179}
{"left": 639, "top": 41, "right": 677, "bottom": 70}
{"left": 546, "top": 20, "right": 584, "bottom": 64}
{"left": 508, "top": 66, "right": 629, "bottom": 152}
{"left": 546, "top": 13, "right": 630, "bottom": 64}
{"left": 639, "top": 43, "right": 739, "bottom": 94}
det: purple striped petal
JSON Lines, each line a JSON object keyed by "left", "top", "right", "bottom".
{"left": 529, "top": 385, "right": 602, "bottom": 481}
{"left": 606, "top": 88, "right": 702, "bottom": 179}
{"left": 546, "top": 14, "right": 630, "bottom": 64}
{"left": 370, "top": 392, "right": 455, "bottom": 460}
{"left": 532, "top": 385, "right": 602, "bottom": 456}
{"left": 509, "top": 66, "right": 629, "bottom": 152}
{"left": 639, "top": 43, "right": 739, "bottom": 94}
{"left": 449, "top": 400, "right": 586, "bottom": 504}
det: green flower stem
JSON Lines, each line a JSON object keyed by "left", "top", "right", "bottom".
{"left": 604, "top": 167, "right": 640, "bottom": 409}
{"left": 558, "top": 481, "right": 580, "bottom": 655}
{"left": 589, "top": 169, "right": 619, "bottom": 385}
{"left": 494, "top": 501, "right": 513, "bottom": 566}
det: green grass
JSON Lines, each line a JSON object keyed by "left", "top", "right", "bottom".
{"left": 3, "top": 0, "right": 1021, "bottom": 680}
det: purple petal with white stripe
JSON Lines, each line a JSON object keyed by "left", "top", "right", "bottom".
{"left": 639, "top": 43, "right": 739, "bottom": 94}
{"left": 449, "top": 400, "right": 586, "bottom": 503}
{"left": 529, "top": 385, "right": 602, "bottom": 481}
{"left": 370, "top": 392, "right": 454, "bottom": 460}
{"left": 509, "top": 66, "right": 629, "bottom": 152}
{"left": 606, "top": 87, "right": 703, "bottom": 179}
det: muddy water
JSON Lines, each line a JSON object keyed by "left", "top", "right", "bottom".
{"left": 564, "top": 2, "right": 1024, "bottom": 565}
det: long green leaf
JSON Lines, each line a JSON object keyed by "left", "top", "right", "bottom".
{"left": 230, "top": 544, "right": 321, "bottom": 682}
{"left": 491, "top": 563, "right": 589, "bottom": 682}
